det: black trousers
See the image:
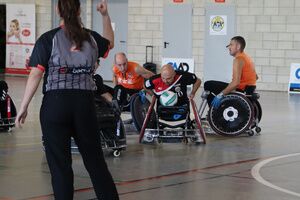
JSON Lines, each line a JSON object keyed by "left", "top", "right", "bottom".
{"left": 204, "top": 80, "right": 228, "bottom": 106}
{"left": 40, "top": 90, "right": 119, "bottom": 200}
{"left": 113, "top": 85, "right": 140, "bottom": 106}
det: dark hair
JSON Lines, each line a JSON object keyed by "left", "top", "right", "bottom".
{"left": 231, "top": 36, "right": 246, "bottom": 51}
{"left": 58, "top": 0, "right": 91, "bottom": 49}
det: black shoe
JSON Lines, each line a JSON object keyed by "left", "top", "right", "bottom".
{"left": 112, "top": 100, "right": 121, "bottom": 116}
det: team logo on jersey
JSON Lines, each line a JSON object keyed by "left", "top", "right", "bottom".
{"left": 174, "top": 86, "right": 183, "bottom": 97}
{"left": 59, "top": 66, "right": 93, "bottom": 74}
{"left": 175, "top": 86, "right": 181, "bottom": 93}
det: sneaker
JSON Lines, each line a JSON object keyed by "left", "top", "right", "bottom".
{"left": 193, "top": 132, "right": 204, "bottom": 144}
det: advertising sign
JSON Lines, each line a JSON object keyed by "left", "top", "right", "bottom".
{"left": 6, "top": 4, "right": 35, "bottom": 75}
{"left": 289, "top": 63, "right": 300, "bottom": 93}
{"left": 209, "top": 15, "right": 227, "bottom": 35}
{"left": 162, "top": 57, "right": 194, "bottom": 73}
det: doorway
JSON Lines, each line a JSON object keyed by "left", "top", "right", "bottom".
{"left": 204, "top": 4, "right": 236, "bottom": 82}
{"left": 0, "top": 4, "right": 6, "bottom": 73}
{"left": 163, "top": 3, "right": 192, "bottom": 59}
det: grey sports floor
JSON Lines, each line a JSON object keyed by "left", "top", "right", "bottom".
{"left": 1, "top": 75, "right": 300, "bottom": 200}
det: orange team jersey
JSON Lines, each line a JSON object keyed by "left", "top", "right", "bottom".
{"left": 235, "top": 52, "right": 257, "bottom": 91}
{"left": 113, "top": 61, "right": 144, "bottom": 90}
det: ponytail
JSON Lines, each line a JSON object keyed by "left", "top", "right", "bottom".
{"left": 58, "top": 0, "right": 91, "bottom": 49}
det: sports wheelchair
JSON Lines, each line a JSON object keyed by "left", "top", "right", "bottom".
{"left": 0, "top": 80, "right": 16, "bottom": 132}
{"left": 71, "top": 95, "right": 126, "bottom": 157}
{"left": 138, "top": 96, "right": 207, "bottom": 145}
{"left": 198, "top": 86, "right": 262, "bottom": 137}
{"left": 93, "top": 73, "right": 152, "bottom": 133}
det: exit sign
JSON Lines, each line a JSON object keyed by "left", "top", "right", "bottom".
{"left": 173, "top": 0, "right": 184, "bottom": 3}
{"left": 215, "top": 0, "right": 225, "bottom": 2}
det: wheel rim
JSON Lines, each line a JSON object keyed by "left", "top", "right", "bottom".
{"left": 113, "top": 150, "right": 120, "bottom": 157}
{"left": 208, "top": 94, "right": 253, "bottom": 136}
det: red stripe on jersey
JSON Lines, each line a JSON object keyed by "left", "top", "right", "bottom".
{"left": 36, "top": 64, "right": 45, "bottom": 72}
{"left": 103, "top": 48, "right": 110, "bottom": 58}
{"left": 152, "top": 74, "right": 180, "bottom": 93}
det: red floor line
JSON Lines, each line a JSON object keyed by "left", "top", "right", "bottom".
{"left": 0, "top": 197, "right": 14, "bottom": 200}
{"left": 23, "top": 157, "right": 264, "bottom": 200}
{"left": 116, "top": 157, "right": 262, "bottom": 186}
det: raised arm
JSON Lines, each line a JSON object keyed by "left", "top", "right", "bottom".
{"left": 97, "top": 0, "right": 114, "bottom": 49}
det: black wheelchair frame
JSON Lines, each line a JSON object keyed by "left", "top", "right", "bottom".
{"left": 71, "top": 96, "right": 126, "bottom": 157}
{"left": 0, "top": 93, "right": 16, "bottom": 132}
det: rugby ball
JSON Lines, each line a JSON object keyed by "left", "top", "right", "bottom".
{"left": 159, "top": 91, "right": 178, "bottom": 106}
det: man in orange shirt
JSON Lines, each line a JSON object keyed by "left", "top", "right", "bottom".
{"left": 112, "top": 52, "right": 154, "bottom": 108}
{"left": 204, "top": 36, "right": 258, "bottom": 108}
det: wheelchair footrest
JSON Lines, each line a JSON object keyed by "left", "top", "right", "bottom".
{"left": 142, "top": 129, "right": 203, "bottom": 144}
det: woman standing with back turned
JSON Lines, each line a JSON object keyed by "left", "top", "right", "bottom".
{"left": 15, "top": 0, "right": 119, "bottom": 199}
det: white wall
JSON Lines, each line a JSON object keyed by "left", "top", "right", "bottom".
{"left": 1, "top": 0, "right": 299, "bottom": 91}
{"left": 127, "top": 0, "right": 300, "bottom": 91}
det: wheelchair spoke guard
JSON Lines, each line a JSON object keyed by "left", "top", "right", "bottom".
{"left": 130, "top": 94, "right": 157, "bottom": 132}
{"left": 208, "top": 93, "right": 254, "bottom": 136}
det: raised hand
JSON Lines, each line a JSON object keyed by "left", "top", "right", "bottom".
{"left": 97, "top": 0, "right": 108, "bottom": 16}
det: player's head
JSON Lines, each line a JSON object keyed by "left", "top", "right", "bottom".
{"left": 227, "top": 36, "right": 246, "bottom": 56}
{"left": 161, "top": 64, "right": 176, "bottom": 86}
{"left": 114, "top": 52, "right": 128, "bottom": 73}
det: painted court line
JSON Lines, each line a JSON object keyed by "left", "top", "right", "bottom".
{"left": 251, "top": 152, "right": 300, "bottom": 198}
{"left": 22, "top": 157, "right": 262, "bottom": 200}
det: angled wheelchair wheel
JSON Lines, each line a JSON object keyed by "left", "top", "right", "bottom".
{"left": 208, "top": 93, "right": 254, "bottom": 136}
{"left": 252, "top": 99, "right": 262, "bottom": 123}
{"left": 100, "top": 118, "right": 126, "bottom": 145}
{"left": 130, "top": 94, "right": 157, "bottom": 132}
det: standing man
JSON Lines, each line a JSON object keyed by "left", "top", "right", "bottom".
{"left": 204, "top": 36, "right": 258, "bottom": 108}
{"left": 112, "top": 52, "right": 154, "bottom": 108}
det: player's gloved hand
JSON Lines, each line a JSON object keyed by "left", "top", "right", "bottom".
{"left": 139, "top": 90, "right": 146, "bottom": 104}
{"left": 211, "top": 92, "right": 224, "bottom": 109}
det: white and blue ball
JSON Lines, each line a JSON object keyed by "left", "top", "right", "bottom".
{"left": 159, "top": 91, "right": 178, "bottom": 106}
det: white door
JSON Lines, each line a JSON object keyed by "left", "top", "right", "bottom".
{"left": 204, "top": 4, "right": 236, "bottom": 82}
{"left": 163, "top": 4, "right": 192, "bottom": 58}
{"left": 92, "top": 0, "right": 128, "bottom": 81}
